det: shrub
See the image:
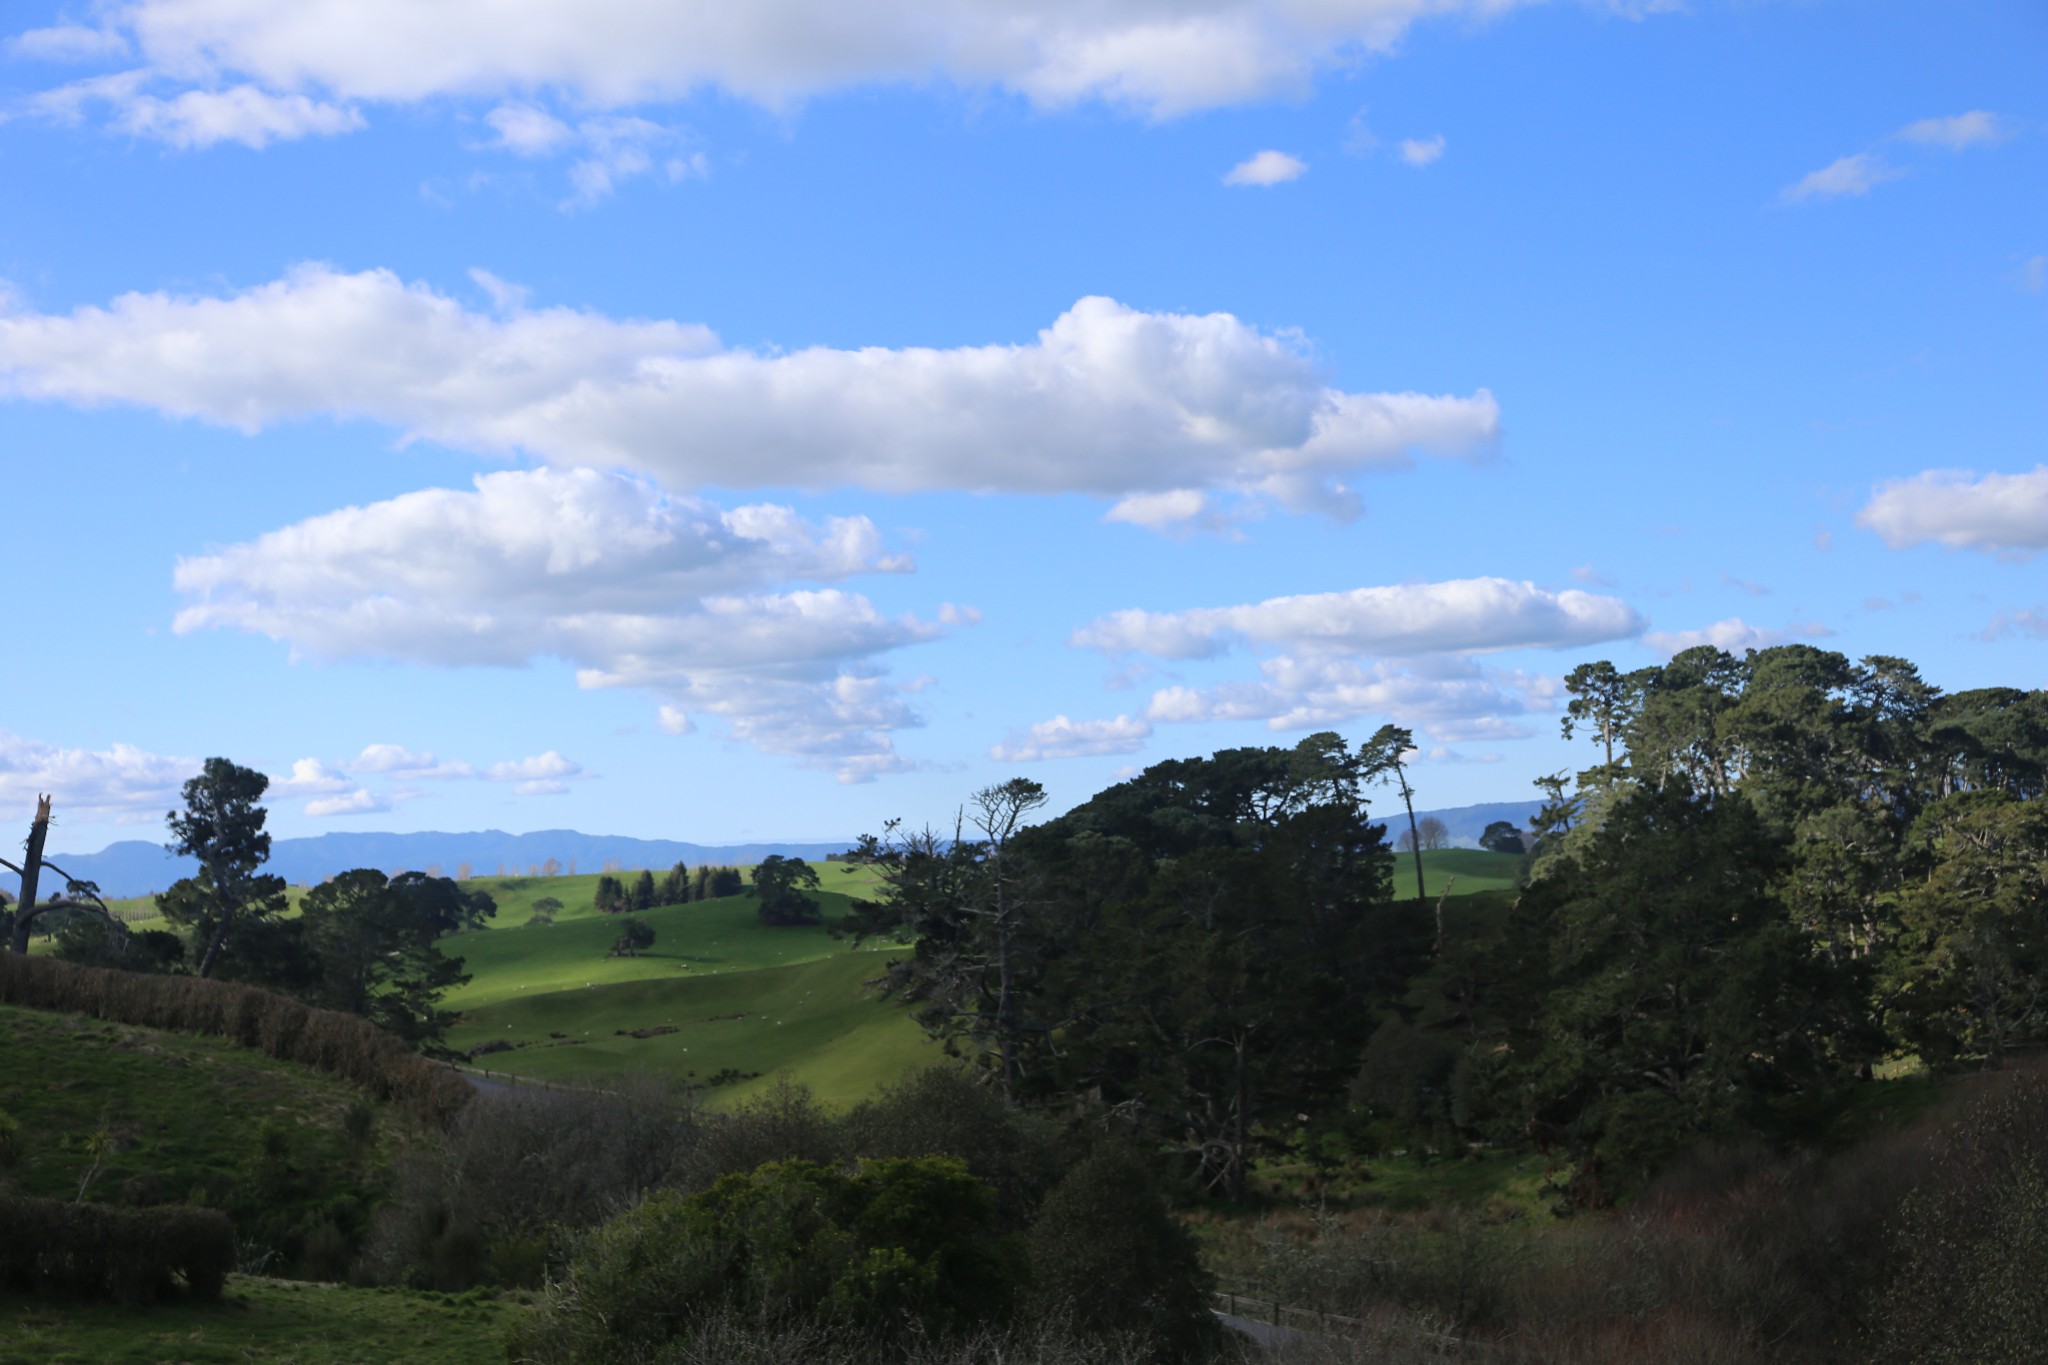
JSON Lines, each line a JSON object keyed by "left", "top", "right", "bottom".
{"left": 357, "top": 1078, "right": 700, "bottom": 1290}
{"left": 1026, "top": 1146, "right": 1222, "bottom": 1363}
{"left": 838, "top": 1068, "right": 1067, "bottom": 1230}
{"left": 0, "top": 1192, "right": 234, "bottom": 1302}
{"left": 506, "top": 1157, "right": 1026, "bottom": 1363}
{"left": 1867, "top": 1065, "right": 2048, "bottom": 1363}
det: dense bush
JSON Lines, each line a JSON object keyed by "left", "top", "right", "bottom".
{"left": 357, "top": 1076, "right": 699, "bottom": 1290}
{"left": 1867, "top": 1064, "right": 2048, "bottom": 1363}
{"left": 839, "top": 1067, "right": 1067, "bottom": 1229}
{"left": 506, "top": 1157, "right": 1027, "bottom": 1362}
{"left": 0, "top": 953, "right": 472, "bottom": 1125}
{"left": 1026, "top": 1146, "right": 1222, "bottom": 1363}
{"left": 0, "top": 1192, "right": 233, "bottom": 1302}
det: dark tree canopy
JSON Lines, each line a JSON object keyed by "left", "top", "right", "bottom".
{"left": 298, "top": 869, "right": 486, "bottom": 1046}
{"left": 158, "top": 758, "right": 287, "bottom": 979}
{"left": 1479, "top": 820, "right": 1527, "bottom": 854}
{"left": 751, "top": 855, "right": 822, "bottom": 926}
{"left": 863, "top": 734, "right": 1421, "bottom": 1199}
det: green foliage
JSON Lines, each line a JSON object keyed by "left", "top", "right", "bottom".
{"left": 0, "top": 1191, "right": 234, "bottom": 1302}
{"left": 658, "top": 861, "right": 690, "bottom": 906}
{"left": 299, "top": 870, "right": 483, "bottom": 1047}
{"left": 607, "top": 916, "right": 655, "bottom": 957}
{"left": 1493, "top": 784, "right": 1866, "bottom": 1194}
{"left": 752, "top": 855, "right": 823, "bottom": 926}
{"left": 0, "top": 1003, "right": 397, "bottom": 1275}
{"left": 1882, "top": 791, "right": 2048, "bottom": 1067}
{"left": 1478, "top": 820, "right": 1526, "bottom": 854}
{"left": 53, "top": 916, "right": 186, "bottom": 974}
{"left": 591, "top": 874, "right": 627, "bottom": 915}
{"left": 867, "top": 737, "right": 1416, "bottom": 1199}
{"left": 1025, "top": 1146, "right": 1220, "bottom": 1362}
{"left": 159, "top": 757, "right": 290, "bottom": 980}
{"left": 506, "top": 1156, "right": 1025, "bottom": 1361}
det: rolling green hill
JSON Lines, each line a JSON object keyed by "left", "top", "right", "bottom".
{"left": 0, "top": 1003, "right": 396, "bottom": 1249}
{"left": 61, "top": 852, "right": 1509, "bottom": 1114}
{"left": 440, "top": 878, "right": 940, "bottom": 1106}
{"left": 1404, "top": 847, "right": 1522, "bottom": 897}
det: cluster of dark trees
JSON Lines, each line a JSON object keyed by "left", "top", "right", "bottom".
{"left": 847, "top": 729, "right": 1428, "bottom": 1201}
{"left": 1444, "top": 645, "right": 2048, "bottom": 1187}
{"left": 591, "top": 862, "right": 741, "bottom": 913}
{"left": 850, "top": 645, "right": 2048, "bottom": 1198}
{"left": 4, "top": 759, "right": 493, "bottom": 1051}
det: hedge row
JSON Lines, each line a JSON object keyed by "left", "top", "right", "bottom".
{"left": 0, "top": 1192, "right": 234, "bottom": 1302}
{"left": 0, "top": 954, "right": 473, "bottom": 1126}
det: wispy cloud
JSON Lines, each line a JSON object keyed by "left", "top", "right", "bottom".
{"left": 1398, "top": 135, "right": 1445, "bottom": 167}
{"left": 1781, "top": 152, "right": 1902, "bottom": 203}
{"left": 1897, "top": 110, "right": 2008, "bottom": 151}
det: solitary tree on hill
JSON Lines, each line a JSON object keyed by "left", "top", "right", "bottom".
{"left": 751, "top": 856, "right": 823, "bottom": 926}
{"left": 1479, "top": 821, "right": 1527, "bottom": 854}
{"left": 609, "top": 917, "right": 655, "bottom": 957}
{"left": 158, "top": 759, "right": 288, "bottom": 979}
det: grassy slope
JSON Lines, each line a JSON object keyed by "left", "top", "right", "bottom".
{"left": 0, "top": 1003, "right": 393, "bottom": 1214}
{"left": 443, "top": 876, "right": 940, "bottom": 1107}
{"left": 1403, "top": 848, "right": 1522, "bottom": 897}
{"left": 0, "top": 1280, "right": 514, "bottom": 1365}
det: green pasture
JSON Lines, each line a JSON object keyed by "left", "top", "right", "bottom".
{"left": 447, "top": 949, "right": 941, "bottom": 1108}
{"left": 0, "top": 1004, "right": 394, "bottom": 1222}
{"left": 442, "top": 891, "right": 892, "bottom": 1011}
{"left": 1403, "top": 848, "right": 1522, "bottom": 897}
{"left": 0, "top": 1279, "right": 513, "bottom": 1365}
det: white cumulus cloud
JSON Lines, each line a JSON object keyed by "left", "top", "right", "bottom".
{"left": 0, "top": 731, "right": 199, "bottom": 824}
{"left": 990, "top": 714, "right": 1152, "bottom": 762}
{"left": 20, "top": 1, "right": 1556, "bottom": 129}
{"left": 270, "top": 757, "right": 355, "bottom": 796}
{"left": 1139, "top": 655, "right": 1547, "bottom": 741}
{"left": 1643, "top": 617, "right": 1833, "bottom": 657}
{"left": 1857, "top": 467, "right": 2048, "bottom": 556}
{"left": 351, "top": 744, "right": 476, "bottom": 778}
{"left": 0, "top": 266, "right": 1500, "bottom": 520}
{"left": 35, "top": 73, "right": 364, "bottom": 148}
{"left": 1073, "top": 578, "right": 1644, "bottom": 659}
{"left": 1223, "top": 149, "right": 1307, "bottom": 186}
{"left": 305, "top": 787, "right": 391, "bottom": 817}
{"left": 170, "top": 468, "right": 944, "bottom": 781}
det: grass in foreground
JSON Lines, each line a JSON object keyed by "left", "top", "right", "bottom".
{"left": 0, "top": 1004, "right": 392, "bottom": 1217}
{"left": 0, "top": 1278, "right": 514, "bottom": 1365}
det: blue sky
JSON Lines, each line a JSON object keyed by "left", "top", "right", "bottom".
{"left": 2, "top": 0, "right": 2042, "bottom": 852}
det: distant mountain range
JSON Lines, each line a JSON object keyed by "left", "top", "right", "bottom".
{"left": 7, "top": 801, "right": 1541, "bottom": 901}
{"left": 4, "top": 830, "right": 859, "bottom": 901}
{"left": 1377, "top": 800, "right": 1543, "bottom": 849}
